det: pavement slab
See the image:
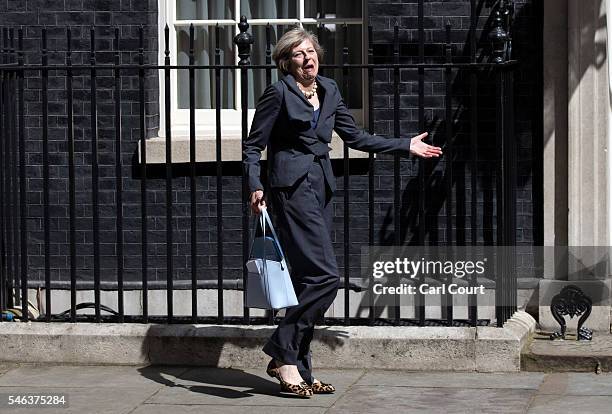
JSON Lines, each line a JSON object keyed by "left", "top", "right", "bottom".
{"left": 527, "top": 395, "right": 612, "bottom": 414}
{"left": 327, "top": 386, "right": 535, "bottom": 414}
{"left": 0, "top": 364, "right": 190, "bottom": 390}
{"left": 354, "top": 371, "right": 545, "bottom": 389}
{"left": 536, "top": 372, "right": 612, "bottom": 396}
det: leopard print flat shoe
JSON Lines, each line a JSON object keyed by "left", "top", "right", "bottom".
{"left": 311, "top": 380, "right": 335, "bottom": 394}
{"left": 266, "top": 359, "right": 313, "bottom": 398}
{"left": 279, "top": 380, "right": 314, "bottom": 397}
{"left": 266, "top": 359, "right": 280, "bottom": 380}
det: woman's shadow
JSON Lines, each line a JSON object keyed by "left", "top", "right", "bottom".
{"left": 137, "top": 365, "right": 286, "bottom": 399}
{"left": 136, "top": 324, "right": 348, "bottom": 399}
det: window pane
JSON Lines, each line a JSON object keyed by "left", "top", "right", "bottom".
{"left": 304, "top": 0, "right": 362, "bottom": 19}
{"left": 240, "top": 0, "right": 298, "bottom": 19}
{"left": 248, "top": 24, "right": 296, "bottom": 108}
{"left": 176, "top": 26, "right": 235, "bottom": 109}
{"left": 305, "top": 24, "right": 363, "bottom": 109}
{"left": 176, "top": 0, "right": 234, "bottom": 20}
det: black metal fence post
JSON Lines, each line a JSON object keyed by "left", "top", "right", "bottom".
{"left": 342, "top": 23, "right": 350, "bottom": 326}
{"left": 495, "top": 69, "right": 505, "bottom": 327}
{"left": 0, "top": 28, "right": 5, "bottom": 318}
{"left": 66, "top": 27, "right": 77, "bottom": 323}
{"left": 417, "top": 0, "right": 426, "bottom": 326}
{"left": 114, "top": 27, "right": 124, "bottom": 323}
{"left": 17, "top": 27, "right": 27, "bottom": 323}
{"left": 214, "top": 24, "right": 224, "bottom": 324}
{"left": 234, "top": 15, "right": 253, "bottom": 325}
{"left": 41, "top": 27, "right": 49, "bottom": 324}
{"left": 7, "top": 28, "right": 17, "bottom": 319}
{"left": 490, "top": 8, "right": 514, "bottom": 326}
{"left": 504, "top": 70, "right": 518, "bottom": 318}
{"left": 392, "top": 22, "right": 401, "bottom": 325}
{"left": 138, "top": 25, "right": 149, "bottom": 323}
{"left": 90, "top": 27, "right": 101, "bottom": 323}
{"left": 188, "top": 23, "right": 198, "bottom": 324}
{"left": 163, "top": 24, "right": 174, "bottom": 324}
{"left": 469, "top": 0, "right": 479, "bottom": 327}
{"left": 367, "top": 25, "right": 375, "bottom": 326}
{"left": 444, "top": 22, "right": 454, "bottom": 325}
{"left": 264, "top": 23, "right": 275, "bottom": 326}
{"left": 5, "top": 28, "right": 18, "bottom": 322}
{"left": 0, "top": 28, "right": 11, "bottom": 318}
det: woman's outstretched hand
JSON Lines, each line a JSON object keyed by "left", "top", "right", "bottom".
{"left": 250, "top": 190, "right": 266, "bottom": 214}
{"left": 409, "top": 132, "right": 443, "bottom": 158}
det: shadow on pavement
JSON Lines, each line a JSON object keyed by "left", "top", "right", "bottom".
{"left": 137, "top": 365, "right": 309, "bottom": 399}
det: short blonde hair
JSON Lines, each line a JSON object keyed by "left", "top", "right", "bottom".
{"left": 272, "top": 27, "right": 324, "bottom": 76}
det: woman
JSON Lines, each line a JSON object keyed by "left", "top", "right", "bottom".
{"left": 243, "top": 28, "right": 442, "bottom": 397}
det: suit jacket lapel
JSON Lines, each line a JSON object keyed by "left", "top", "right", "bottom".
{"left": 281, "top": 73, "right": 320, "bottom": 143}
{"left": 282, "top": 73, "right": 314, "bottom": 109}
{"left": 281, "top": 74, "right": 338, "bottom": 146}
{"left": 314, "top": 75, "right": 335, "bottom": 134}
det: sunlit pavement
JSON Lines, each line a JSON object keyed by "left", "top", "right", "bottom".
{"left": 0, "top": 363, "right": 610, "bottom": 413}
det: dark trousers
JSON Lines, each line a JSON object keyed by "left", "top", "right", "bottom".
{"left": 262, "top": 157, "right": 340, "bottom": 384}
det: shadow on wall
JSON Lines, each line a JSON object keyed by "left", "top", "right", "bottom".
{"left": 545, "top": 0, "right": 607, "bottom": 152}
{"left": 358, "top": 0, "right": 544, "bottom": 320}
{"left": 368, "top": 0, "right": 546, "bottom": 248}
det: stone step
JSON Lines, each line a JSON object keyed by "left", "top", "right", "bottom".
{"left": 521, "top": 332, "right": 612, "bottom": 372}
{"left": 0, "top": 311, "right": 536, "bottom": 372}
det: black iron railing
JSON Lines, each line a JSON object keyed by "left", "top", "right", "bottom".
{"left": 0, "top": 0, "right": 518, "bottom": 327}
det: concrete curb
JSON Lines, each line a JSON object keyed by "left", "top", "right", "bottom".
{"left": 0, "top": 311, "right": 536, "bottom": 372}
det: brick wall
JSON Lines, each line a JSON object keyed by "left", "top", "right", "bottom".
{"left": 0, "top": 0, "right": 542, "bottom": 291}
{"left": 364, "top": 0, "right": 541, "bottom": 252}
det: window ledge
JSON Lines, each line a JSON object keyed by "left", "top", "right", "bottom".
{"left": 138, "top": 131, "right": 372, "bottom": 163}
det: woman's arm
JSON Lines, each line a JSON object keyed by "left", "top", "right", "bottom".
{"left": 243, "top": 83, "right": 283, "bottom": 195}
{"left": 333, "top": 82, "right": 441, "bottom": 158}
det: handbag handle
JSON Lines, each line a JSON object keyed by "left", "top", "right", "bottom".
{"left": 260, "top": 207, "right": 286, "bottom": 261}
{"left": 247, "top": 208, "right": 268, "bottom": 259}
{"left": 248, "top": 206, "right": 286, "bottom": 263}
{"left": 261, "top": 211, "right": 271, "bottom": 304}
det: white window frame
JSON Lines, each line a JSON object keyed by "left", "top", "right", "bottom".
{"left": 158, "top": 0, "right": 367, "bottom": 139}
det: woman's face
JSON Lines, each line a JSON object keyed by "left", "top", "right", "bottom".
{"left": 289, "top": 38, "right": 319, "bottom": 82}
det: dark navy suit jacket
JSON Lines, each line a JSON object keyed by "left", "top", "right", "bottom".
{"left": 243, "top": 73, "right": 412, "bottom": 194}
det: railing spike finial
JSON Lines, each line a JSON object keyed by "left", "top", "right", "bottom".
{"left": 233, "top": 16, "right": 253, "bottom": 66}
{"left": 164, "top": 24, "right": 170, "bottom": 59}
{"left": 501, "top": 0, "right": 515, "bottom": 60}
{"left": 189, "top": 23, "right": 194, "bottom": 56}
{"left": 488, "top": 9, "right": 508, "bottom": 64}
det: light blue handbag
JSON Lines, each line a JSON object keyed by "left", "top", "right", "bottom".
{"left": 246, "top": 207, "right": 298, "bottom": 310}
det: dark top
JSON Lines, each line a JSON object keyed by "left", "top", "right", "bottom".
{"left": 311, "top": 107, "right": 321, "bottom": 129}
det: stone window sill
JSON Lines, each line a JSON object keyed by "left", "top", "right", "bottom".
{"left": 138, "top": 131, "right": 372, "bottom": 163}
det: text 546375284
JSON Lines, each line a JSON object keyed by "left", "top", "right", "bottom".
{"left": 2, "top": 394, "right": 68, "bottom": 408}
